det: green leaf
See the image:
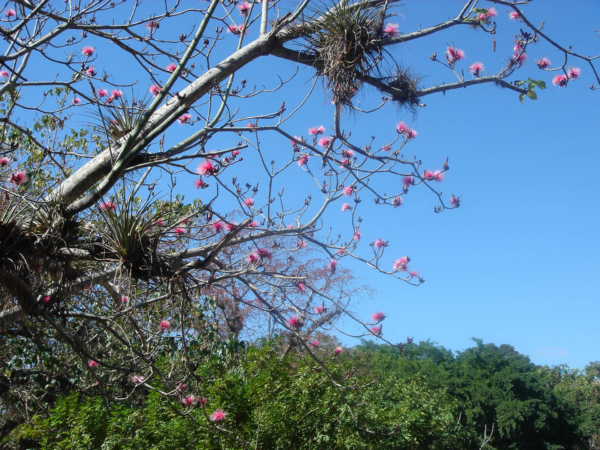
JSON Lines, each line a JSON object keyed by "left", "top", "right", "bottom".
{"left": 526, "top": 90, "right": 537, "bottom": 100}
{"left": 519, "top": 93, "right": 524, "bottom": 104}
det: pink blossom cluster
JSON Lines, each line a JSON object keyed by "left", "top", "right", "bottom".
{"left": 383, "top": 23, "right": 399, "bottom": 38}
{"left": 423, "top": 169, "right": 444, "bottom": 182}
{"left": 446, "top": 46, "right": 465, "bottom": 64}
{"left": 227, "top": 24, "right": 248, "bottom": 36}
{"left": 8, "top": 171, "right": 27, "bottom": 185}
{"left": 477, "top": 7, "right": 497, "bottom": 22}
{"left": 245, "top": 247, "right": 272, "bottom": 264}
{"left": 308, "top": 125, "right": 325, "bottom": 136}
{"left": 469, "top": 62, "right": 484, "bottom": 77}
{"left": 393, "top": 256, "right": 410, "bottom": 272}
{"left": 197, "top": 159, "right": 218, "bottom": 176}
{"left": 396, "top": 122, "right": 417, "bottom": 140}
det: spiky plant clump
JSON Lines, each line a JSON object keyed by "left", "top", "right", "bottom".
{"left": 96, "top": 194, "right": 171, "bottom": 280}
{"left": 304, "top": 1, "right": 386, "bottom": 107}
{"left": 90, "top": 94, "right": 150, "bottom": 143}
{"left": 384, "top": 65, "right": 423, "bottom": 114}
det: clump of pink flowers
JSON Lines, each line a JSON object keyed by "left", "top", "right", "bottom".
{"left": 132, "top": 376, "right": 145, "bottom": 384}
{"left": 450, "top": 194, "right": 461, "bottom": 207}
{"left": 0, "top": 157, "right": 9, "bottom": 166}
{"left": 313, "top": 305, "right": 325, "bottom": 314}
{"left": 328, "top": 259, "right": 337, "bottom": 271}
{"left": 318, "top": 136, "right": 332, "bottom": 148}
{"left": 167, "top": 63, "right": 177, "bottom": 72}
{"left": 509, "top": 11, "right": 520, "bottom": 20}
{"left": 469, "top": 62, "right": 484, "bottom": 77}
{"left": 237, "top": 1, "right": 251, "bottom": 16}
{"left": 146, "top": 21, "right": 159, "bottom": 31}
{"left": 227, "top": 24, "right": 248, "bottom": 36}
{"left": 552, "top": 74, "right": 568, "bottom": 88}
{"left": 149, "top": 85, "right": 162, "bottom": 97}
{"left": 4, "top": 9, "right": 16, "bottom": 18}
{"left": 423, "top": 169, "right": 444, "bottom": 182}
{"left": 244, "top": 198, "right": 254, "bottom": 207}
{"left": 99, "top": 201, "right": 117, "bottom": 212}
{"left": 246, "top": 247, "right": 272, "bottom": 264}
{"left": 310, "top": 339, "right": 320, "bottom": 348}
{"left": 0, "top": 70, "right": 8, "bottom": 80}
{"left": 568, "top": 66, "right": 581, "bottom": 80}
{"left": 370, "top": 326, "right": 382, "bottom": 336}
{"left": 334, "top": 346, "right": 343, "bottom": 355}
{"left": 371, "top": 311, "right": 386, "bottom": 323}
{"left": 353, "top": 229, "right": 361, "bottom": 241}
{"left": 287, "top": 316, "right": 303, "bottom": 329}
{"left": 392, "top": 197, "right": 402, "bottom": 208}
{"left": 446, "top": 46, "right": 465, "bottom": 64}
{"left": 396, "top": 122, "right": 417, "bottom": 140}
{"left": 178, "top": 113, "right": 192, "bottom": 125}
{"left": 174, "top": 227, "right": 186, "bottom": 236}
{"left": 374, "top": 239, "right": 385, "bottom": 249}
{"left": 393, "top": 256, "right": 410, "bottom": 272}
{"left": 383, "top": 23, "right": 399, "bottom": 38}
{"left": 160, "top": 320, "right": 171, "bottom": 330}
{"left": 210, "top": 409, "right": 228, "bottom": 422}
{"left": 212, "top": 221, "right": 224, "bottom": 232}
{"left": 341, "top": 203, "right": 352, "bottom": 212}
{"left": 89, "top": 360, "right": 99, "bottom": 368}
{"left": 403, "top": 176, "right": 414, "bottom": 187}
{"left": 197, "top": 159, "right": 217, "bottom": 176}
{"left": 536, "top": 57, "right": 551, "bottom": 69}
{"left": 297, "top": 155, "right": 309, "bottom": 166}
{"left": 81, "top": 46, "right": 95, "bottom": 57}
{"left": 343, "top": 185, "right": 354, "bottom": 196}
{"left": 9, "top": 171, "right": 27, "bottom": 185}
{"left": 97, "top": 88, "right": 108, "bottom": 98}
{"left": 308, "top": 125, "right": 325, "bottom": 136}
{"left": 121, "top": 295, "right": 129, "bottom": 303}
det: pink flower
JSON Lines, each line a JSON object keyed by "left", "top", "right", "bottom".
{"left": 568, "top": 66, "right": 581, "bottom": 80}
{"left": 509, "top": 11, "right": 520, "bottom": 20}
{"left": 310, "top": 339, "right": 320, "bottom": 348}
{"left": 487, "top": 7, "right": 497, "bottom": 17}
{"left": 341, "top": 203, "right": 352, "bottom": 212}
{"left": 198, "top": 397, "right": 207, "bottom": 405}
{"left": 97, "top": 88, "right": 108, "bottom": 98}
{"left": 343, "top": 186, "right": 354, "bottom": 196}
{"left": 353, "top": 229, "right": 361, "bottom": 241}
{"left": 318, "top": 136, "right": 332, "bottom": 148}
{"left": 167, "top": 63, "right": 177, "bottom": 72}
{"left": 337, "top": 249, "right": 346, "bottom": 256}
{"left": 237, "top": 1, "right": 251, "bottom": 16}
{"left": 341, "top": 149, "right": 354, "bottom": 158}
{"left": 536, "top": 57, "right": 551, "bottom": 69}
{"left": 225, "top": 222, "right": 238, "bottom": 231}
{"left": 4, "top": 9, "right": 16, "bottom": 18}
{"left": 552, "top": 74, "right": 568, "bottom": 87}
{"left": 402, "top": 176, "right": 414, "bottom": 187}
{"left": 121, "top": 295, "right": 129, "bottom": 303}
{"left": 245, "top": 251, "right": 259, "bottom": 264}
{"left": 309, "top": 125, "right": 325, "bottom": 135}
{"left": 371, "top": 311, "right": 386, "bottom": 322}
{"left": 313, "top": 306, "right": 325, "bottom": 314}
{"left": 228, "top": 25, "right": 248, "bottom": 36}
{"left": 370, "top": 326, "right": 382, "bottom": 336}
{"left": 407, "top": 130, "right": 417, "bottom": 140}
{"left": 290, "top": 136, "right": 302, "bottom": 146}
{"left": 0, "top": 70, "right": 8, "bottom": 80}
{"left": 513, "top": 52, "right": 527, "bottom": 67}
{"left": 396, "top": 122, "right": 409, "bottom": 134}
{"left": 81, "top": 46, "right": 95, "bottom": 57}
{"left": 374, "top": 239, "right": 385, "bottom": 249}
{"left": 334, "top": 346, "right": 343, "bottom": 355}
{"left": 382, "top": 144, "right": 391, "bottom": 152}
{"left": 9, "top": 171, "right": 27, "bottom": 185}
{"left": 297, "top": 240, "right": 307, "bottom": 249}
{"left": 42, "top": 295, "right": 51, "bottom": 303}
{"left": 257, "top": 248, "right": 271, "bottom": 259}
{"left": 393, "top": 256, "right": 410, "bottom": 271}
{"left": 111, "top": 90, "right": 123, "bottom": 98}
{"left": 89, "top": 360, "right": 99, "bottom": 368}
{"left": 0, "top": 157, "right": 9, "bottom": 166}
{"left": 186, "top": 395, "right": 196, "bottom": 405}
{"left": 297, "top": 155, "right": 309, "bottom": 166}
{"left": 232, "top": 150, "right": 240, "bottom": 157}
{"left": 174, "top": 227, "right": 186, "bottom": 236}
{"left": 446, "top": 46, "right": 465, "bottom": 64}
{"left": 210, "top": 409, "right": 228, "bottom": 422}
{"left": 469, "top": 62, "right": 484, "bottom": 77}
{"left": 383, "top": 23, "right": 399, "bottom": 38}
{"left": 149, "top": 85, "right": 162, "bottom": 97}
{"left": 146, "top": 21, "right": 159, "bottom": 31}
{"left": 423, "top": 170, "right": 443, "bottom": 181}
{"left": 72, "top": 98, "right": 81, "bottom": 105}
{"left": 328, "top": 259, "right": 337, "bottom": 271}
{"left": 178, "top": 113, "right": 192, "bottom": 125}
{"left": 409, "top": 270, "right": 419, "bottom": 278}
{"left": 160, "top": 320, "right": 171, "bottom": 330}
{"left": 287, "top": 316, "right": 303, "bottom": 329}
{"left": 244, "top": 198, "right": 255, "bottom": 207}
{"left": 297, "top": 283, "right": 306, "bottom": 293}
{"left": 212, "top": 221, "right": 224, "bottom": 232}
{"left": 197, "top": 160, "right": 217, "bottom": 176}
{"left": 433, "top": 170, "right": 444, "bottom": 182}
{"left": 99, "top": 201, "right": 116, "bottom": 212}
{"left": 450, "top": 194, "right": 461, "bottom": 207}
{"left": 85, "top": 66, "right": 96, "bottom": 76}
{"left": 286, "top": 224, "right": 294, "bottom": 229}
{"left": 248, "top": 221, "right": 258, "bottom": 227}
{"left": 246, "top": 121, "right": 257, "bottom": 129}
{"left": 105, "top": 96, "right": 115, "bottom": 105}
{"left": 392, "top": 197, "right": 402, "bottom": 208}
{"left": 132, "top": 376, "right": 145, "bottom": 384}
{"left": 194, "top": 178, "right": 204, "bottom": 188}
{"left": 178, "top": 384, "right": 187, "bottom": 392}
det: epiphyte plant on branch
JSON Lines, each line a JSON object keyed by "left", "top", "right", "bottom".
{"left": 0, "top": 0, "right": 596, "bottom": 444}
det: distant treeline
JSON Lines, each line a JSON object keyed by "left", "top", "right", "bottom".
{"left": 4, "top": 338, "right": 600, "bottom": 449}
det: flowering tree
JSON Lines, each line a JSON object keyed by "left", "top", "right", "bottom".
{"left": 0, "top": 0, "right": 596, "bottom": 442}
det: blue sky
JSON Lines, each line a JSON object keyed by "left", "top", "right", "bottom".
{"left": 165, "top": 0, "right": 600, "bottom": 368}
{"left": 13, "top": 0, "right": 599, "bottom": 368}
